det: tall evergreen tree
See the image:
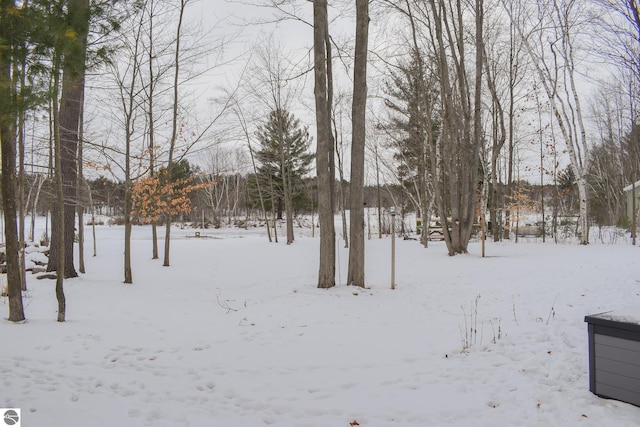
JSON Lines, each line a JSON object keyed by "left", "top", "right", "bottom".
{"left": 384, "top": 50, "right": 440, "bottom": 246}
{"left": 255, "top": 108, "right": 313, "bottom": 244}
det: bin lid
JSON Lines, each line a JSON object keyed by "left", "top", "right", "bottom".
{"left": 585, "top": 310, "right": 640, "bottom": 332}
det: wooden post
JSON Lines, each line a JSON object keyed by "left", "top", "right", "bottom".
{"left": 481, "top": 214, "right": 485, "bottom": 258}
{"left": 391, "top": 210, "right": 396, "bottom": 290}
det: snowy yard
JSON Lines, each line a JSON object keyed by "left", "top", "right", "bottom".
{"left": 2, "top": 223, "right": 640, "bottom": 426}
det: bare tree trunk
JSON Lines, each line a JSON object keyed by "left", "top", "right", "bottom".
{"left": 503, "top": 0, "right": 519, "bottom": 241}
{"left": 51, "top": 0, "right": 89, "bottom": 279}
{"left": 375, "top": 145, "right": 383, "bottom": 240}
{"left": 241, "top": 106, "right": 272, "bottom": 242}
{"left": 147, "top": 0, "right": 159, "bottom": 260}
{"left": 428, "top": 0, "right": 482, "bottom": 255}
{"left": 632, "top": 126, "right": 639, "bottom": 245}
{"left": 347, "top": 0, "right": 369, "bottom": 288}
{"left": 49, "top": 45, "right": 65, "bottom": 320}
{"left": 536, "top": 88, "right": 546, "bottom": 242}
{"left": 468, "top": 0, "right": 483, "bottom": 252}
{"left": 314, "top": 0, "right": 335, "bottom": 288}
{"left": 58, "top": 73, "right": 81, "bottom": 280}
{"left": 0, "top": 0, "right": 25, "bottom": 321}
{"left": 269, "top": 176, "right": 279, "bottom": 243}
{"left": 281, "top": 125, "right": 295, "bottom": 244}
{"left": 124, "top": 194, "right": 132, "bottom": 283}
{"left": 163, "top": 216, "right": 172, "bottom": 266}
{"left": 54, "top": 100, "right": 66, "bottom": 321}
{"left": 119, "top": 6, "right": 148, "bottom": 283}
{"left": 484, "top": 42, "right": 506, "bottom": 243}
{"left": 78, "top": 92, "right": 85, "bottom": 273}
{"left": 17, "top": 53, "right": 27, "bottom": 291}
{"left": 335, "top": 115, "right": 349, "bottom": 248}
{"left": 633, "top": 181, "right": 637, "bottom": 245}
{"left": 163, "top": 0, "right": 188, "bottom": 267}
{"left": 47, "top": 50, "right": 65, "bottom": 322}
{"left": 479, "top": 154, "right": 490, "bottom": 255}
{"left": 272, "top": 203, "right": 279, "bottom": 242}
{"left": 121, "top": 5, "right": 150, "bottom": 284}
{"left": 84, "top": 179, "right": 97, "bottom": 256}
{"left": 30, "top": 175, "right": 45, "bottom": 243}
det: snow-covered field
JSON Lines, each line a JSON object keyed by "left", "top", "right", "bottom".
{"left": 1, "top": 222, "right": 640, "bottom": 426}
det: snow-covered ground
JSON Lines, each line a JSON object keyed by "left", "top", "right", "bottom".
{"left": 1, "top": 222, "right": 640, "bottom": 426}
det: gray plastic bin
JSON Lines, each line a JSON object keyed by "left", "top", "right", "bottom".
{"left": 585, "top": 311, "right": 640, "bottom": 407}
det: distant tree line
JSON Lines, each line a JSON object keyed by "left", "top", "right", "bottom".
{"left": 0, "top": 163, "right": 584, "bottom": 236}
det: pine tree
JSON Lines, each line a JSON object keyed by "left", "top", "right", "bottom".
{"left": 384, "top": 50, "right": 440, "bottom": 246}
{"left": 255, "top": 108, "right": 313, "bottom": 244}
